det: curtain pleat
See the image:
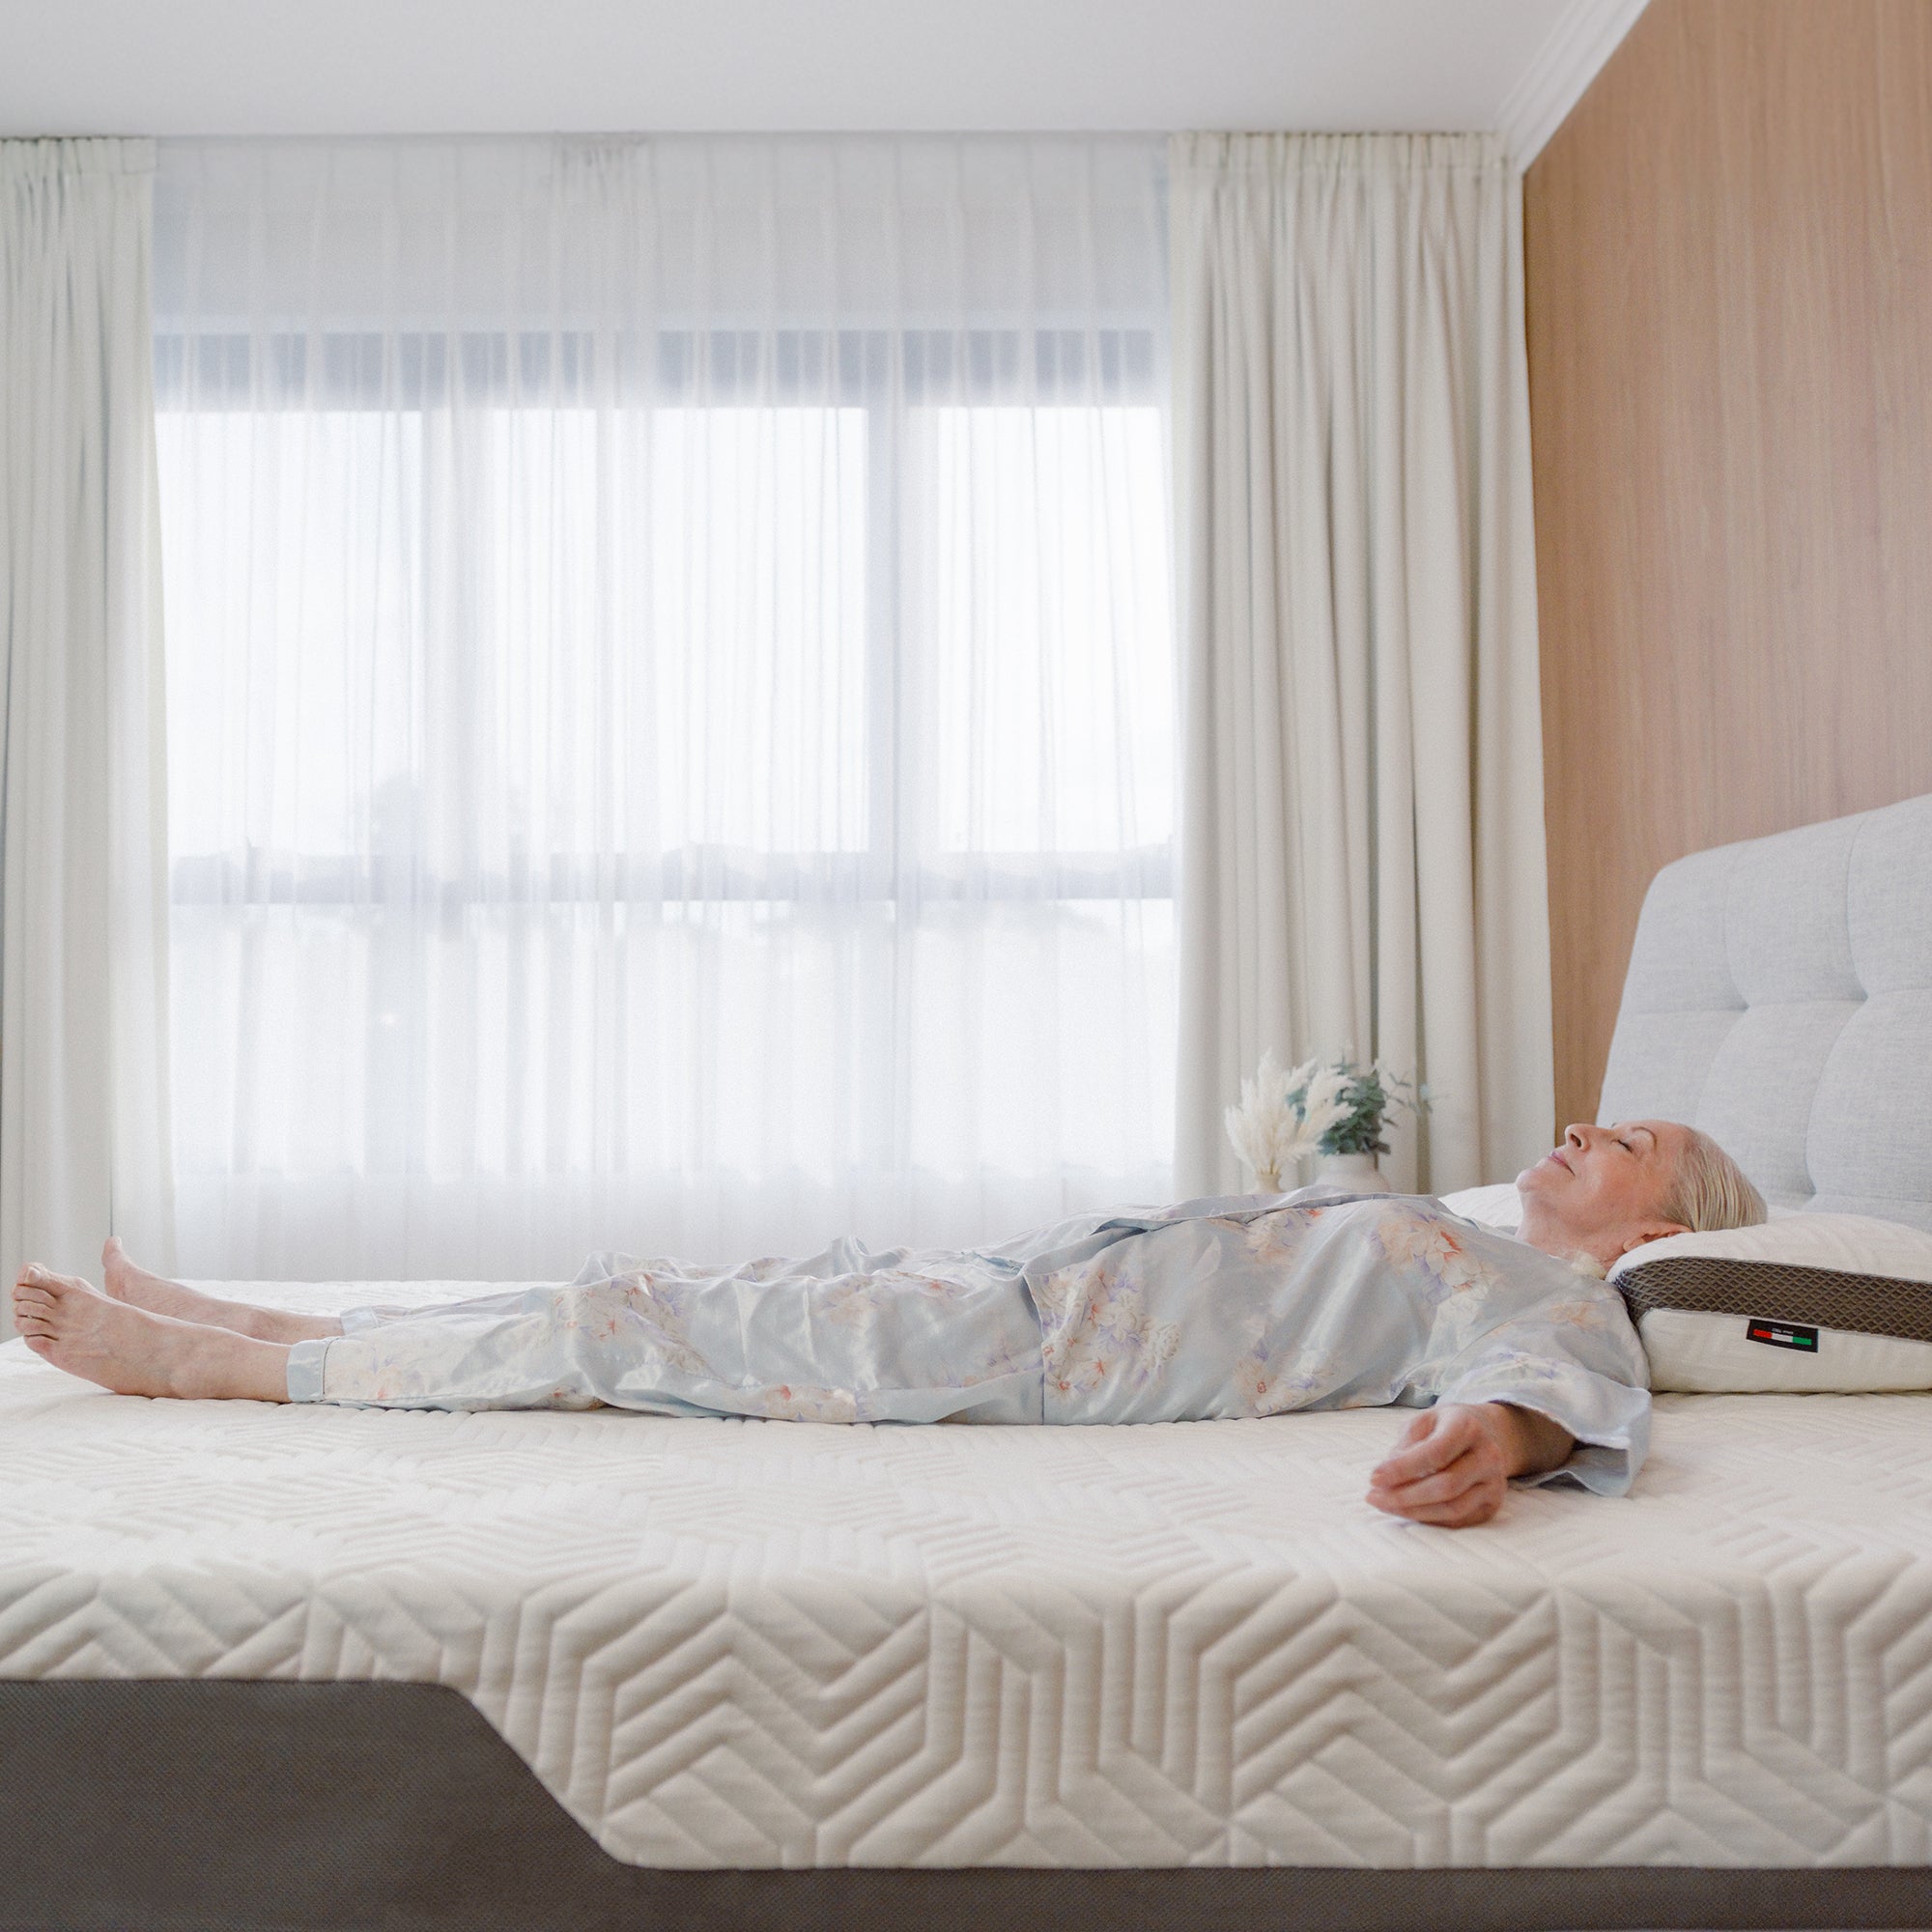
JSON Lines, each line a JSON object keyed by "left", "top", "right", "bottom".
{"left": 152, "top": 136, "right": 1176, "bottom": 1280}
{"left": 1170, "top": 132, "right": 1553, "bottom": 1196}
{"left": 0, "top": 138, "right": 174, "bottom": 1321}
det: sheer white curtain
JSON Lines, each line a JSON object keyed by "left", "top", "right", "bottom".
{"left": 1170, "top": 133, "right": 1552, "bottom": 1197}
{"left": 1, "top": 139, "right": 173, "bottom": 1324}
{"left": 152, "top": 137, "right": 1175, "bottom": 1281}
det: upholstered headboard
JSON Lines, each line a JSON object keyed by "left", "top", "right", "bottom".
{"left": 1598, "top": 793, "right": 1932, "bottom": 1231}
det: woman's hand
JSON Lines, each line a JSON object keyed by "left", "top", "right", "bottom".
{"left": 1365, "top": 1402, "right": 1574, "bottom": 1527}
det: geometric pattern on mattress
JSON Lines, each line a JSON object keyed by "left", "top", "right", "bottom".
{"left": 6, "top": 1281, "right": 1932, "bottom": 1871}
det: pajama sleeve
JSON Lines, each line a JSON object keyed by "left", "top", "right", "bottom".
{"left": 1422, "top": 1273, "right": 1653, "bottom": 1496}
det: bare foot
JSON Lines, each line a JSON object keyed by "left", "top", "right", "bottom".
{"left": 101, "top": 1237, "right": 340, "bottom": 1344}
{"left": 13, "top": 1265, "right": 291, "bottom": 1402}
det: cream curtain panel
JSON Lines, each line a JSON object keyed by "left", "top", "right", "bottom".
{"left": 1170, "top": 132, "right": 1552, "bottom": 1197}
{"left": 0, "top": 139, "right": 174, "bottom": 1325}
{"left": 152, "top": 138, "right": 1175, "bottom": 1281}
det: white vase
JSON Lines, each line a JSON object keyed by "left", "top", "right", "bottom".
{"left": 1315, "top": 1151, "right": 1392, "bottom": 1193}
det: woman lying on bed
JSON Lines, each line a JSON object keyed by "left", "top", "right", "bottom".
{"left": 13, "top": 1121, "right": 1763, "bottom": 1528}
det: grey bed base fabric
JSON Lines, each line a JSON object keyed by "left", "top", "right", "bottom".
{"left": 4, "top": 1684, "right": 1931, "bottom": 1932}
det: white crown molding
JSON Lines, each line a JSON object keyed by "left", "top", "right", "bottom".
{"left": 1496, "top": 0, "right": 1651, "bottom": 171}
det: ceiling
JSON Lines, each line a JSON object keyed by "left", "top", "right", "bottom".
{"left": 0, "top": 0, "right": 1638, "bottom": 154}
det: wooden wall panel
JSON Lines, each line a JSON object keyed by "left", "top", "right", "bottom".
{"left": 1525, "top": 0, "right": 1932, "bottom": 1128}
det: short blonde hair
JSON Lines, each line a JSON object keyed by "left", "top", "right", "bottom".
{"left": 1662, "top": 1128, "right": 1767, "bottom": 1233}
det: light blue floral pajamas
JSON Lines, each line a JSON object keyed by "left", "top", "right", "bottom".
{"left": 284, "top": 1190, "right": 1652, "bottom": 1493}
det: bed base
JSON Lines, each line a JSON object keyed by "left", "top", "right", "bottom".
{"left": 3, "top": 1682, "right": 1929, "bottom": 1931}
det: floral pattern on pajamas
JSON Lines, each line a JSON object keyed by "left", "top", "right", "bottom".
{"left": 287, "top": 1189, "right": 1652, "bottom": 1493}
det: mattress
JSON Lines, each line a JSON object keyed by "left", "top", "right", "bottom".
{"left": 7, "top": 1279, "right": 1932, "bottom": 1872}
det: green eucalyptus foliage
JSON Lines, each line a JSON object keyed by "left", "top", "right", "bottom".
{"left": 1286, "top": 1061, "right": 1427, "bottom": 1157}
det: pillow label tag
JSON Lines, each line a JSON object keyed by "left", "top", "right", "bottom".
{"left": 1746, "top": 1319, "right": 1819, "bottom": 1351}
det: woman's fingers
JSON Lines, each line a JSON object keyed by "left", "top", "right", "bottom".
{"left": 1370, "top": 1407, "right": 1482, "bottom": 1488}
{"left": 1367, "top": 1405, "right": 1512, "bottom": 1526}
{"left": 1369, "top": 1450, "right": 1487, "bottom": 1513}
{"left": 1367, "top": 1456, "right": 1504, "bottom": 1525}
{"left": 1373, "top": 1486, "right": 1504, "bottom": 1528}
{"left": 1369, "top": 1425, "right": 1458, "bottom": 1487}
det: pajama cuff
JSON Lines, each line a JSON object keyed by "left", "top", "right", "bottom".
{"left": 286, "top": 1338, "right": 329, "bottom": 1404}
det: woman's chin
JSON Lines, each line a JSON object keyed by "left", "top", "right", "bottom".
{"left": 1518, "top": 1152, "right": 1572, "bottom": 1194}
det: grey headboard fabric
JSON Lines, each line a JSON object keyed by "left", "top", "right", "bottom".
{"left": 1598, "top": 793, "right": 1932, "bottom": 1231}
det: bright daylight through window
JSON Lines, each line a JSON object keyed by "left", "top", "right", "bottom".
{"left": 152, "top": 138, "right": 1175, "bottom": 1281}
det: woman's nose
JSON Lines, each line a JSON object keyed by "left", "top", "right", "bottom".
{"left": 1563, "top": 1122, "right": 1590, "bottom": 1150}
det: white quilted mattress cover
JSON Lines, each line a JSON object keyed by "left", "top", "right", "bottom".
{"left": 7, "top": 1277, "right": 1932, "bottom": 1872}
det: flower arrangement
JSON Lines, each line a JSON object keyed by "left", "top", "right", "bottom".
{"left": 1224, "top": 1051, "right": 1425, "bottom": 1191}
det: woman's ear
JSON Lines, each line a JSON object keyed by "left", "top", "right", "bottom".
{"left": 1617, "top": 1221, "right": 1690, "bottom": 1258}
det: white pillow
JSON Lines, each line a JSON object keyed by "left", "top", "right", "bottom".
{"left": 1437, "top": 1179, "right": 1802, "bottom": 1231}
{"left": 1439, "top": 1182, "right": 1522, "bottom": 1232}
{"left": 1607, "top": 1214, "right": 1932, "bottom": 1393}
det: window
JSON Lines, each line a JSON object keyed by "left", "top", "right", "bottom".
{"left": 153, "top": 140, "right": 1175, "bottom": 1277}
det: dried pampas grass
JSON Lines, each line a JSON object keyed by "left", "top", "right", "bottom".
{"left": 1223, "top": 1050, "right": 1351, "bottom": 1192}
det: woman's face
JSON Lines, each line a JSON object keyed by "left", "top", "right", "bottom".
{"left": 1517, "top": 1120, "right": 1691, "bottom": 1257}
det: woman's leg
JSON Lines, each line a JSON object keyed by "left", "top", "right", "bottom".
{"left": 14, "top": 1267, "right": 291, "bottom": 1401}
{"left": 15, "top": 1250, "right": 1045, "bottom": 1420}
{"left": 13, "top": 1264, "right": 575, "bottom": 1407}
{"left": 101, "top": 1237, "right": 342, "bottom": 1344}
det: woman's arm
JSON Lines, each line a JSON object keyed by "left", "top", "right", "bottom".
{"left": 1365, "top": 1402, "right": 1575, "bottom": 1528}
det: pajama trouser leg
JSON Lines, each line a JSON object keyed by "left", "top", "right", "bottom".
{"left": 284, "top": 1251, "right": 1045, "bottom": 1422}
{"left": 283, "top": 1280, "right": 609, "bottom": 1409}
